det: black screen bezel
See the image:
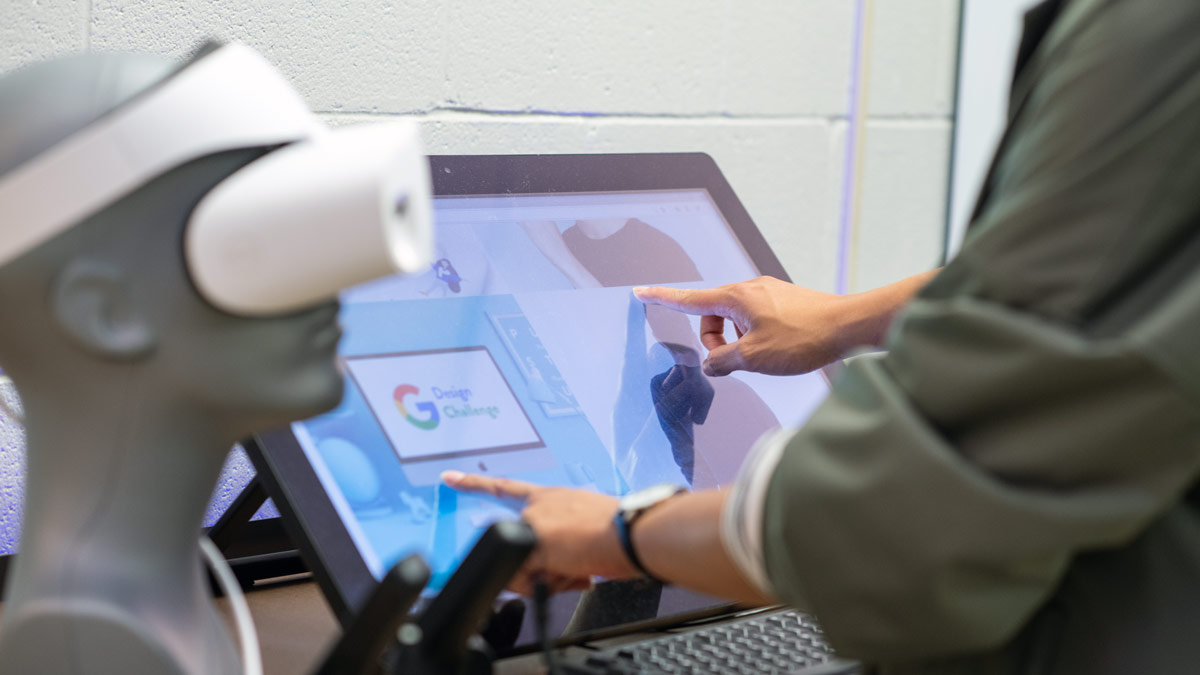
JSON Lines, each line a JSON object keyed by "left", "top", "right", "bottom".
{"left": 250, "top": 152, "right": 797, "bottom": 639}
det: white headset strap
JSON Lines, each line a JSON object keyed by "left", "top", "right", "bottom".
{"left": 0, "top": 43, "right": 321, "bottom": 267}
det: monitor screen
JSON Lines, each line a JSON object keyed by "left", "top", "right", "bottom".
{"left": 290, "top": 188, "right": 828, "bottom": 589}
{"left": 250, "top": 154, "right": 833, "bottom": 650}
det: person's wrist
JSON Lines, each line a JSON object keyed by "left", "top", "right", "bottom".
{"left": 840, "top": 283, "right": 908, "bottom": 349}
{"left": 853, "top": 270, "right": 940, "bottom": 347}
{"left": 829, "top": 291, "right": 880, "bottom": 351}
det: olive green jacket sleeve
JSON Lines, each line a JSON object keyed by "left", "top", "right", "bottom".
{"left": 758, "top": 0, "right": 1200, "bottom": 663}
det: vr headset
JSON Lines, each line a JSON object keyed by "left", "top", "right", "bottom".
{"left": 0, "top": 42, "right": 433, "bottom": 315}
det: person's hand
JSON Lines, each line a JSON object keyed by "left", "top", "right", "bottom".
{"left": 633, "top": 276, "right": 862, "bottom": 377}
{"left": 441, "top": 470, "right": 639, "bottom": 596}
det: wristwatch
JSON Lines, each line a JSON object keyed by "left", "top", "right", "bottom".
{"left": 613, "top": 483, "right": 687, "bottom": 582}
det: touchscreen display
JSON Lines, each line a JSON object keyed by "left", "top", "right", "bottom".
{"left": 291, "top": 189, "right": 829, "bottom": 587}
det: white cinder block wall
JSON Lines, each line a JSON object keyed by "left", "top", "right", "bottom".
{"left": 0, "top": 0, "right": 959, "bottom": 551}
{"left": 2, "top": 0, "right": 959, "bottom": 290}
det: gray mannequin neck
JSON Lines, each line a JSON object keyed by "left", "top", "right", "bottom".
{"left": 8, "top": 368, "right": 241, "bottom": 674}
{"left": 14, "top": 367, "right": 230, "bottom": 598}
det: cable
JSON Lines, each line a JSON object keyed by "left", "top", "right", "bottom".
{"left": 846, "top": 0, "right": 877, "bottom": 293}
{"left": 534, "top": 578, "right": 561, "bottom": 675}
{"left": 836, "top": 0, "right": 877, "bottom": 295}
{"left": 200, "top": 535, "right": 263, "bottom": 675}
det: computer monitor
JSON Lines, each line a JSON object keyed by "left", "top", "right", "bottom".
{"left": 248, "top": 153, "right": 833, "bottom": 651}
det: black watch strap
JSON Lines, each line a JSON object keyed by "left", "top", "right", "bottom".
{"left": 613, "top": 508, "right": 661, "bottom": 583}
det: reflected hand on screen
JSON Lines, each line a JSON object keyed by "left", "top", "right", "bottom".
{"left": 650, "top": 362, "right": 714, "bottom": 485}
{"left": 633, "top": 276, "right": 860, "bottom": 377}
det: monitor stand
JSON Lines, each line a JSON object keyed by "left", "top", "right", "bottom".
{"left": 0, "top": 471, "right": 305, "bottom": 602}
{"left": 205, "top": 473, "right": 308, "bottom": 591}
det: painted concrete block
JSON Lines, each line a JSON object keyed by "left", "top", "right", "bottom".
{"left": 1, "top": 0, "right": 88, "bottom": 75}
{"left": 0, "top": 382, "right": 25, "bottom": 555}
{"left": 92, "top": 0, "right": 854, "bottom": 116}
{"left": 440, "top": 0, "right": 853, "bottom": 116}
{"left": 849, "top": 120, "right": 952, "bottom": 292}
{"left": 867, "top": 0, "right": 960, "bottom": 116}
{"left": 91, "top": 0, "right": 446, "bottom": 113}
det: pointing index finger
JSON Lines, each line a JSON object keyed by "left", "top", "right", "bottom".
{"left": 441, "top": 471, "right": 538, "bottom": 501}
{"left": 633, "top": 285, "right": 732, "bottom": 317}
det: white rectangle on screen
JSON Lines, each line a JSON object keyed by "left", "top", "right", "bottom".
{"left": 344, "top": 347, "right": 543, "bottom": 463}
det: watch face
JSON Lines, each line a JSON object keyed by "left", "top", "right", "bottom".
{"left": 621, "top": 483, "right": 684, "bottom": 512}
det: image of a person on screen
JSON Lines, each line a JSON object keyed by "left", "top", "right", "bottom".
{"left": 618, "top": 299, "right": 778, "bottom": 489}
{"left": 519, "top": 218, "right": 702, "bottom": 288}
{"left": 650, "top": 355, "right": 713, "bottom": 485}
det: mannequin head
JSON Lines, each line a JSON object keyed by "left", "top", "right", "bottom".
{"left": 0, "top": 51, "right": 344, "bottom": 442}
{"left": 0, "top": 46, "right": 434, "bottom": 675}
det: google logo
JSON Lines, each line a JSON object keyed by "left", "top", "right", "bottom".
{"left": 393, "top": 384, "right": 440, "bottom": 430}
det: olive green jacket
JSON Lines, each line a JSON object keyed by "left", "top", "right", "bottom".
{"left": 762, "top": 0, "right": 1200, "bottom": 672}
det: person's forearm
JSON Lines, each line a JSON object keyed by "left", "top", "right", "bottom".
{"left": 632, "top": 490, "right": 776, "bottom": 606}
{"left": 841, "top": 268, "right": 941, "bottom": 348}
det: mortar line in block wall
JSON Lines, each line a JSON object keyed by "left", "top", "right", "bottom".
{"left": 312, "top": 108, "right": 951, "bottom": 124}
{"left": 318, "top": 108, "right": 838, "bottom": 122}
